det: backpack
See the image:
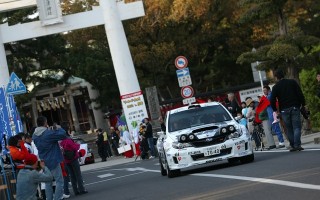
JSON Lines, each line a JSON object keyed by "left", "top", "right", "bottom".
{"left": 63, "top": 150, "right": 75, "bottom": 160}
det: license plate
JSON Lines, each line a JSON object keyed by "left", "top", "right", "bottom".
{"left": 204, "top": 147, "right": 220, "bottom": 156}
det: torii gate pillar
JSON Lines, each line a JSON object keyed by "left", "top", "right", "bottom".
{"left": 0, "top": 38, "right": 9, "bottom": 87}
{"left": 100, "top": 0, "right": 140, "bottom": 95}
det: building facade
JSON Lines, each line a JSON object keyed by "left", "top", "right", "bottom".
{"left": 23, "top": 77, "right": 106, "bottom": 133}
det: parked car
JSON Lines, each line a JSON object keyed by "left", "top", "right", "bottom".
{"left": 72, "top": 137, "right": 95, "bottom": 165}
{"left": 156, "top": 102, "right": 254, "bottom": 178}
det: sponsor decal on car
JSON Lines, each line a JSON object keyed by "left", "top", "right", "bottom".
{"left": 235, "top": 140, "right": 246, "bottom": 145}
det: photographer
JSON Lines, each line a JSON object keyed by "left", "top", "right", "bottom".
{"left": 32, "top": 116, "right": 67, "bottom": 200}
{"left": 16, "top": 154, "right": 53, "bottom": 200}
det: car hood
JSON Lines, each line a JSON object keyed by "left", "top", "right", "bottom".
{"left": 167, "top": 121, "right": 240, "bottom": 141}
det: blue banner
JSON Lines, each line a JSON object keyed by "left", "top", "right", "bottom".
{"left": 7, "top": 94, "right": 23, "bottom": 133}
{"left": 0, "top": 87, "right": 11, "bottom": 154}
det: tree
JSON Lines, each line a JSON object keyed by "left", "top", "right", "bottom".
{"left": 236, "top": 0, "right": 320, "bottom": 81}
{"left": 299, "top": 68, "right": 320, "bottom": 129}
{"left": 126, "top": 0, "right": 254, "bottom": 99}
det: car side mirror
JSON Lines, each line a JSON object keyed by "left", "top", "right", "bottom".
{"left": 234, "top": 116, "right": 241, "bottom": 122}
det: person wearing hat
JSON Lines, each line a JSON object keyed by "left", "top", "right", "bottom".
{"left": 245, "top": 97, "right": 261, "bottom": 148}
{"left": 16, "top": 154, "right": 53, "bottom": 200}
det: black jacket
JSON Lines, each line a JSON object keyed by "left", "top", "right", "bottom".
{"left": 270, "top": 79, "right": 305, "bottom": 111}
{"left": 145, "top": 122, "right": 153, "bottom": 138}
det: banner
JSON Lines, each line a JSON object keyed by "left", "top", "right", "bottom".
{"left": 120, "top": 91, "right": 148, "bottom": 134}
{"left": 0, "top": 88, "right": 11, "bottom": 154}
{"left": 7, "top": 94, "right": 23, "bottom": 133}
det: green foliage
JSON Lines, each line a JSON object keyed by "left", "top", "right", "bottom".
{"left": 299, "top": 68, "right": 320, "bottom": 129}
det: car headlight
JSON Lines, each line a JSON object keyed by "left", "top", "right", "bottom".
{"left": 228, "top": 126, "right": 243, "bottom": 139}
{"left": 172, "top": 142, "right": 193, "bottom": 149}
{"left": 228, "top": 125, "right": 235, "bottom": 132}
{"left": 221, "top": 127, "right": 227, "bottom": 134}
{"left": 179, "top": 134, "right": 188, "bottom": 142}
{"left": 228, "top": 132, "right": 241, "bottom": 139}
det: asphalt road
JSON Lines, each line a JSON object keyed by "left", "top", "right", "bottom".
{"left": 73, "top": 147, "right": 320, "bottom": 200}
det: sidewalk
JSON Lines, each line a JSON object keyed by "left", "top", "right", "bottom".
{"left": 80, "top": 132, "right": 320, "bottom": 172}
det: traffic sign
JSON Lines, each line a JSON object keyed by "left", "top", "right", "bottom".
{"left": 183, "top": 97, "right": 196, "bottom": 105}
{"left": 6, "top": 72, "right": 26, "bottom": 95}
{"left": 181, "top": 86, "right": 194, "bottom": 99}
{"left": 176, "top": 68, "right": 192, "bottom": 87}
{"left": 175, "top": 56, "right": 188, "bottom": 69}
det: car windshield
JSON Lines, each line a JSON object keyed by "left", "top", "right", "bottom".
{"left": 168, "top": 105, "right": 232, "bottom": 132}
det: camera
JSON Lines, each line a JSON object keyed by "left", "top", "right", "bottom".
{"left": 36, "top": 161, "right": 42, "bottom": 171}
{"left": 300, "top": 106, "right": 310, "bottom": 120}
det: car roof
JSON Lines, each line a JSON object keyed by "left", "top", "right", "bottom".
{"left": 168, "top": 102, "right": 222, "bottom": 114}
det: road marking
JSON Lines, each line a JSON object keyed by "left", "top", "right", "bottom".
{"left": 85, "top": 171, "right": 145, "bottom": 186}
{"left": 254, "top": 148, "right": 320, "bottom": 153}
{"left": 97, "top": 173, "right": 114, "bottom": 178}
{"left": 121, "top": 167, "right": 320, "bottom": 191}
{"left": 192, "top": 173, "right": 320, "bottom": 190}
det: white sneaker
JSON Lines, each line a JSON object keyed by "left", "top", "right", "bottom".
{"left": 149, "top": 156, "right": 154, "bottom": 159}
{"left": 62, "top": 194, "right": 70, "bottom": 199}
{"left": 278, "top": 142, "right": 285, "bottom": 148}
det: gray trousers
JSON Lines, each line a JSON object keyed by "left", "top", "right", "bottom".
{"left": 262, "top": 120, "right": 275, "bottom": 147}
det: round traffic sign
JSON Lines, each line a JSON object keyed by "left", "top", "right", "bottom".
{"left": 175, "top": 56, "right": 188, "bottom": 69}
{"left": 181, "top": 86, "right": 194, "bottom": 98}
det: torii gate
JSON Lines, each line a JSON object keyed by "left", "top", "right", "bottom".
{"left": 0, "top": 0, "right": 149, "bottom": 133}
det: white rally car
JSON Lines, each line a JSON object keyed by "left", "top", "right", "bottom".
{"left": 157, "top": 102, "right": 254, "bottom": 178}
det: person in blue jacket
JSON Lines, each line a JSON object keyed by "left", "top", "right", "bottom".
{"left": 32, "top": 116, "right": 67, "bottom": 200}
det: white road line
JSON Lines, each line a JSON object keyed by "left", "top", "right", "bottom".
{"left": 85, "top": 167, "right": 320, "bottom": 191}
{"left": 85, "top": 171, "right": 145, "bottom": 186}
{"left": 125, "top": 167, "right": 320, "bottom": 191}
{"left": 97, "top": 173, "right": 114, "bottom": 178}
{"left": 192, "top": 173, "right": 320, "bottom": 190}
{"left": 254, "top": 149, "right": 320, "bottom": 153}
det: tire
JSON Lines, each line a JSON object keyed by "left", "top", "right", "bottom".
{"left": 159, "top": 157, "right": 167, "bottom": 176}
{"left": 239, "top": 153, "right": 254, "bottom": 164}
{"left": 165, "top": 157, "right": 180, "bottom": 178}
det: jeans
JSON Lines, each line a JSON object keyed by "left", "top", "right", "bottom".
{"left": 66, "top": 159, "right": 86, "bottom": 195}
{"left": 271, "top": 122, "right": 285, "bottom": 143}
{"left": 281, "top": 107, "right": 302, "bottom": 148}
{"left": 268, "top": 117, "right": 285, "bottom": 143}
{"left": 147, "top": 137, "right": 155, "bottom": 157}
{"left": 63, "top": 167, "right": 70, "bottom": 195}
{"left": 45, "top": 164, "right": 64, "bottom": 200}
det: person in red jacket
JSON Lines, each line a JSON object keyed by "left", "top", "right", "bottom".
{"left": 8, "top": 134, "right": 30, "bottom": 169}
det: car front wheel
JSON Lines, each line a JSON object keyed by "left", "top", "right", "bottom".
{"left": 165, "top": 156, "right": 181, "bottom": 178}
{"left": 159, "top": 157, "right": 167, "bottom": 176}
